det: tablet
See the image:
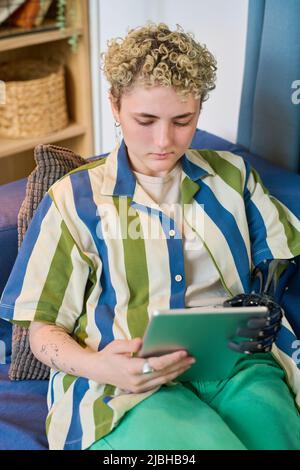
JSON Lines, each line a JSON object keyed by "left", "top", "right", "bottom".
{"left": 138, "top": 304, "right": 268, "bottom": 381}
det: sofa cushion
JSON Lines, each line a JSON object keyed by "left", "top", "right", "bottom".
{"left": 0, "top": 178, "right": 26, "bottom": 296}
{"left": 0, "top": 178, "right": 26, "bottom": 365}
{"left": 9, "top": 144, "right": 86, "bottom": 380}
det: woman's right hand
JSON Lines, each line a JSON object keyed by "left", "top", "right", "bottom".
{"left": 90, "top": 338, "right": 195, "bottom": 393}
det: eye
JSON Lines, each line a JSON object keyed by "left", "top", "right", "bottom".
{"left": 136, "top": 120, "right": 154, "bottom": 126}
{"left": 174, "top": 121, "right": 192, "bottom": 127}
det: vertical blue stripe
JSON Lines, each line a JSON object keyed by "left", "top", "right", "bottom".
{"left": 182, "top": 153, "right": 211, "bottom": 180}
{"left": 275, "top": 325, "right": 300, "bottom": 370}
{"left": 113, "top": 140, "right": 136, "bottom": 197}
{"left": 70, "top": 171, "right": 117, "bottom": 351}
{"left": 49, "top": 371, "right": 60, "bottom": 408}
{"left": 130, "top": 202, "right": 186, "bottom": 308}
{"left": 159, "top": 212, "right": 186, "bottom": 308}
{"left": 0, "top": 194, "right": 52, "bottom": 315}
{"left": 194, "top": 183, "right": 251, "bottom": 292}
{"left": 64, "top": 378, "right": 90, "bottom": 450}
{"left": 244, "top": 186, "right": 273, "bottom": 265}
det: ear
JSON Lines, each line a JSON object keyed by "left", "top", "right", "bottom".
{"left": 109, "top": 93, "right": 120, "bottom": 122}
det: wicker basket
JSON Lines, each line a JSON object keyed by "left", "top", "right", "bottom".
{"left": 0, "top": 58, "right": 69, "bottom": 138}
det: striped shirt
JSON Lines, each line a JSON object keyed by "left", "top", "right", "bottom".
{"left": 1, "top": 140, "right": 300, "bottom": 449}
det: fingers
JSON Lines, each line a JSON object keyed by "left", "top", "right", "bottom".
{"left": 140, "top": 364, "right": 193, "bottom": 393}
{"left": 131, "top": 350, "right": 190, "bottom": 376}
{"left": 109, "top": 338, "right": 143, "bottom": 354}
{"left": 119, "top": 350, "right": 196, "bottom": 394}
{"left": 228, "top": 337, "right": 274, "bottom": 353}
{"left": 149, "top": 350, "right": 190, "bottom": 372}
{"left": 129, "top": 361, "right": 195, "bottom": 394}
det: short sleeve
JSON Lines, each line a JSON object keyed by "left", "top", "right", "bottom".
{"left": 0, "top": 192, "right": 90, "bottom": 333}
{"left": 244, "top": 165, "right": 300, "bottom": 267}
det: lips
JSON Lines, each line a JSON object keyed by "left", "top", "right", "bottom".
{"left": 152, "top": 152, "right": 173, "bottom": 159}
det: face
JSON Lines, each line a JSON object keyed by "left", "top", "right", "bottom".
{"left": 110, "top": 84, "right": 201, "bottom": 177}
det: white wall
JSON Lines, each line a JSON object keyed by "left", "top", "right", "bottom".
{"left": 90, "top": 0, "right": 249, "bottom": 154}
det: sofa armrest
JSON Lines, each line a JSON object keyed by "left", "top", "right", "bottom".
{"left": 0, "top": 179, "right": 26, "bottom": 296}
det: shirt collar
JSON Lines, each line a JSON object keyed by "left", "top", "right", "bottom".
{"left": 100, "top": 140, "right": 216, "bottom": 199}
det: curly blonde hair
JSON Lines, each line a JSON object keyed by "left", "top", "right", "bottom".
{"left": 101, "top": 22, "right": 217, "bottom": 109}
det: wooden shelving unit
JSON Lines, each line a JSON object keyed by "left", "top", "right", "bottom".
{"left": 0, "top": 24, "right": 84, "bottom": 52}
{"left": 0, "top": 1, "right": 94, "bottom": 185}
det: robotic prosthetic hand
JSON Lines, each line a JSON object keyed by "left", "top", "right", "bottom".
{"left": 223, "top": 293, "right": 283, "bottom": 354}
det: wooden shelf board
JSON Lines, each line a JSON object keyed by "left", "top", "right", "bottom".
{"left": 0, "top": 122, "right": 87, "bottom": 159}
{"left": 0, "top": 25, "right": 83, "bottom": 52}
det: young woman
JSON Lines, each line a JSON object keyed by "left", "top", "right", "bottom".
{"left": 1, "top": 23, "right": 300, "bottom": 450}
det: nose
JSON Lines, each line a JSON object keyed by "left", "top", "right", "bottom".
{"left": 154, "top": 122, "right": 173, "bottom": 151}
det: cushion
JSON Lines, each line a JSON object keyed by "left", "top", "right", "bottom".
{"left": 0, "top": 178, "right": 26, "bottom": 297}
{"left": 0, "top": 179, "right": 26, "bottom": 365}
{"left": 9, "top": 144, "right": 86, "bottom": 380}
{"left": 0, "top": 319, "right": 12, "bottom": 365}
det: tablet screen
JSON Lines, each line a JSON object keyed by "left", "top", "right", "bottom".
{"left": 138, "top": 305, "right": 268, "bottom": 381}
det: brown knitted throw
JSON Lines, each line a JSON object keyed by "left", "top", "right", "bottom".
{"left": 9, "top": 144, "right": 85, "bottom": 380}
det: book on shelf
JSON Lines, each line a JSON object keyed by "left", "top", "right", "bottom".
{"left": 0, "top": 0, "right": 26, "bottom": 25}
{"left": 9, "top": 0, "right": 53, "bottom": 29}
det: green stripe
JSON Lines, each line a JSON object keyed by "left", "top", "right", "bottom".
{"left": 74, "top": 271, "right": 98, "bottom": 346}
{"left": 49, "top": 189, "right": 96, "bottom": 273}
{"left": 114, "top": 198, "right": 149, "bottom": 339}
{"left": 63, "top": 374, "right": 77, "bottom": 392}
{"left": 34, "top": 220, "right": 75, "bottom": 323}
{"left": 199, "top": 150, "right": 243, "bottom": 195}
{"left": 270, "top": 198, "right": 300, "bottom": 257}
{"left": 58, "top": 157, "right": 107, "bottom": 183}
{"left": 93, "top": 386, "right": 115, "bottom": 442}
{"left": 251, "top": 168, "right": 270, "bottom": 195}
{"left": 250, "top": 168, "right": 300, "bottom": 255}
{"left": 181, "top": 177, "right": 200, "bottom": 204}
{"left": 46, "top": 375, "right": 77, "bottom": 436}
{"left": 45, "top": 412, "right": 53, "bottom": 436}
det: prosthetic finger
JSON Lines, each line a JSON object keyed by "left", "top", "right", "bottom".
{"left": 228, "top": 336, "right": 275, "bottom": 354}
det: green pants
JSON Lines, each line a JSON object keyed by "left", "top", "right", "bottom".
{"left": 89, "top": 353, "right": 300, "bottom": 450}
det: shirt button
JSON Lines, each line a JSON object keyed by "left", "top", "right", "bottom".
{"left": 175, "top": 274, "right": 183, "bottom": 282}
{"left": 169, "top": 229, "right": 176, "bottom": 237}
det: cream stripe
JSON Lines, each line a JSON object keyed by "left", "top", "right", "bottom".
{"left": 101, "top": 145, "right": 119, "bottom": 195}
{"left": 271, "top": 197, "right": 300, "bottom": 231}
{"left": 185, "top": 149, "right": 215, "bottom": 174}
{"left": 52, "top": 177, "right": 99, "bottom": 267}
{"left": 47, "top": 369, "right": 60, "bottom": 410}
{"left": 184, "top": 201, "right": 244, "bottom": 294}
{"left": 78, "top": 382, "right": 106, "bottom": 450}
{"left": 14, "top": 203, "right": 62, "bottom": 317}
{"left": 48, "top": 371, "right": 66, "bottom": 405}
{"left": 215, "top": 150, "right": 247, "bottom": 176}
{"left": 55, "top": 245, "right": 89, "bottom": 332}
{"left": 108, "top": 389, "right": 159, "bottom": 426}
{"left": 47, "top": 379, "right": 76, "bottom": 449}
{"left": 138, "top": 210, "right": 172, "bottom": 319}
{"left": 55, "top": 175, "right": 103, "bottom": 351}
{"left": 201, "top": 174, "right": 251, "bottom": 262}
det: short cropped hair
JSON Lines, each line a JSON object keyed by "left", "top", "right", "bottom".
{"left": 101, "top": 22, "right": 217, "bottom": 109}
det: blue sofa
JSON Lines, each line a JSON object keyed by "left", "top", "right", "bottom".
{"left": 0, "top": 130, "right": 299, "bottom": 449}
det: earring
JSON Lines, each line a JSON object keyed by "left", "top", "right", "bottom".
{"left": 114, "top": 121, "right": 122, "bottom": 145}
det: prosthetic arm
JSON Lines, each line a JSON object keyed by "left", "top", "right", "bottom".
{"left": 224, "top": 259, "right": 297, "bottom": 354}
